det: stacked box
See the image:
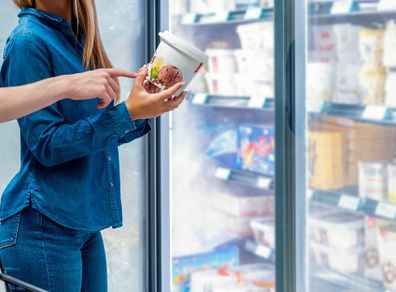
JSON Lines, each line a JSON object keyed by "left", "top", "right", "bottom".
{"left": 377, "top": 224, "right": 396, "bottom": 290}
{"left": 308, "top": 130, "right": 345, "bottom": 190}
{"left": 311, "top": 116, "right": 396, "bottom": 186}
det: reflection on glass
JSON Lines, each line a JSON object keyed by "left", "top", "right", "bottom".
{"left": 307, "top": 1, "right": 396, "bottom": 291}
{"left": 169, "top": 0, "right": 276, "bottom": 291}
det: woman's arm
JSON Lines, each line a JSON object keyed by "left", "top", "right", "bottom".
{"left": 0, "top": 68, "right": 137, "bottom": 123}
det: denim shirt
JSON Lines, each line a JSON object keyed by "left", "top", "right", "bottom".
{"left": 0, "top": 8, "right": 151, "bottom": 231}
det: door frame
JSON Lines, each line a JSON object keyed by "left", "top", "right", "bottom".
{"left": 274, "top": 0, "right": 307, "bottom": 291}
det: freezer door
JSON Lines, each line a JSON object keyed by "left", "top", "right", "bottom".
{"left": 163, "top": 1, "right": 277, "bottom": 291}
{"left": 305, "top": 1, "right": 396, "bottom": 291}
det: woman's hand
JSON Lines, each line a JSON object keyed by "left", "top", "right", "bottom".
{"left": 125, "top": 66, "right": 187, "bottom": 120}
{"left": 64, "top": 68, "right": 137, "bottom": 108}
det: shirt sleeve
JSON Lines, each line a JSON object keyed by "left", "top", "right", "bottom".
{"left": 118, "top": 118, "right": 152, "bottom": 146}
{"left": 3, "top": 33, "right": 149, "bottom": 167}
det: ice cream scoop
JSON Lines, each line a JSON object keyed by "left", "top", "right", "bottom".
{"left": 158, "top": 65, "right": 183, "bottom": 89}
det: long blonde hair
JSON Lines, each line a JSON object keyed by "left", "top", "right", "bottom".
{"left": 13, "top": 0, "right": 120, "bottom": 101}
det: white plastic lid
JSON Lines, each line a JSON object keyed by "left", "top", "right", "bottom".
{"left": 159, "top": 31, "right": 209, "bottom": 64}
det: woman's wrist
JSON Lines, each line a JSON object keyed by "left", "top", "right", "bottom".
{"left": 42, "top": 76, "right": 71, "bottom": 103}
{"left": 126, "top": 98, "right": 141, "bottom": 121}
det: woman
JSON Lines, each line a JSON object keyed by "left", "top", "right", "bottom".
{"left": 0, "top": 0, "right": 186, "bottom": 291}
{"left": 0, "top": 68, "right": 137, "bottom": 123}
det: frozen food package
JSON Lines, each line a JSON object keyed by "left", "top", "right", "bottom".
{"left": 144, "top": 31, "right": 209, "bottom": 96}
{"left": 377, "top": 224, "right": 396, "bottom": 290}
{"left": 234, "top": 49, "right": 274, "bottom": 78}
{"left": 206, "top": 129, "right": 239, "bottom": 170}
{"left": 308, "top": 131, "right": 345, "bottom": 190}
{"left": 388, "top": 164, "right": 396, "bottom": 203}
{"left": 235, "top": 74, "right": 273, "bottom": 97}
{"left": 333, "top": 24, "right": 361, "bottom": 62}
{"left": 205, "top": 73, "right": 241, "bottom": 96}
{"left": 237, "top": 125, "right": 275, "bottom": 176}
{"left": 212, "top": 192, "right": 274, "bottom": 217}
{"left": 206, "top": 49, "right": 238, "bottom": 73}
{"left": 191, "top": 264, "right": 275, "bottom": 292}
{"left": 310, "top": 241, "right": 364, "bottom": 274}
{"left": 237, "top": 22, "right": 274, "bottom": 51}
{"left": 383, "top": 21, "right": 396, "bottom": 67}
{"left": 364, "top": 217, "right": 388, "bottom": 281}
{"left": 333, "top": 62, "right": 361, "bottom": 104}
{"left": 309, "top": 211, "right": 364, "bottom": 249}
{"left": 385, "top": 72, "right": 396, "bottom": 107}
{"left": 251, "top": 217, "right": 275, "bottom": 249}
{"left": 358, "top": 161, "right": 387, "bottom": 201}
{"left": 307, "top": 62, "right": 335, "bottom": 101}
{"left": 359, "top": 29, "right": 385, "bottom": 70}
{"left": 359, "top": 69, "right": 386, "bottom": 105}
{"left": 311, "top": 26, "right": 337, "bottom": 62}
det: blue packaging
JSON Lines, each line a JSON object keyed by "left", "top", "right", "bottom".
{"left": 237, "top": 124, "right": 275, "bottom": 176}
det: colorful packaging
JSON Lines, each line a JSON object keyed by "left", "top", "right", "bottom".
{"left": 359, "top": 29, "right": 385, "bottom": 70}
{"left": 144, "top": 31, "right": 209, "bottom": 96}
{"left": 173, "top": 246, "right": 240, "bottom": 292}
{"left": 237, "top": 125, "right": 275, "bottom": 176}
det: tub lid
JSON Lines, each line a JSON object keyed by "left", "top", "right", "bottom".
{"left": 159, "top": 31, "right": 209, "bottom": 64}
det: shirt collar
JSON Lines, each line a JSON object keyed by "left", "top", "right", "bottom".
{"left": 18, "top": 7, "right": 67, "bottom": 28}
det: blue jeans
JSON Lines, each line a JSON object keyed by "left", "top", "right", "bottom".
{"left": 0, "top": 206, "right": 107, "bottom": 292}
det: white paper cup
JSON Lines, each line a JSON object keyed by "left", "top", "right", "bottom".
{"left": 144, "top": 31, "right": 209, "bottom": 97}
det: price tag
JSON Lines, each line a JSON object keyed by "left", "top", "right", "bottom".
{"left": 244, "top": 8, "right": 262, "bottom": 20}
{"left": 376, "top": 202, "right": 396, "bottom": 219}
{"left": 256, "top": 245, "right": 272, "bottom": 259}
{"left": 378, "top": 0, "right": 396, "bottom": 11}
{"left": 213, "top": 11, "right": 230, "bottom": 22}
{"left": 339, "top": 195, "right": 360, "bottom": 211}
{"left": 215, "top": 168, "right": 231, "bottom": 180}
{"left": 192, "top": 93, "right": 208, "bottom": 105}
{"left": 257, "top": 177, "right": 272, "bottom": 189}
{"left": 331, "top": 0, "right": 359, "bottom": 14}
{"left": 248, "top": 96, "right": 266, "bottom": 108}
{"left": 182, "top": 13, "right": 198, "bottom": 24}
{"left": 307, "top": 99, "right": 325, "bottom": 113}
{"left": 362, "top": 106, "right": 387, "bottom": 120}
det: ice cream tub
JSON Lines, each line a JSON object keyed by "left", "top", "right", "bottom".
{"left": 358, "top": 161, "right": 388, "bottom": 200}
{"left": 310, "top": 241, "right": 365, "bottom": 274}
{"left": 144, "top": 31, "right": 209, "bottom": 96}
{"left": 206, "top": 49, "right": 238, "bottom": 73}
{"left": 309, "top": 211, "right": 364, "bottom": 249}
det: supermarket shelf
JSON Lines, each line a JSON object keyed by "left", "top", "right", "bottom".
{"left": 308, "top": 101, "right": 396, "bottom": 126}
{"left": 190, "top": 93, "right": 274, "bottom": 110}
{"left": 309, "top": 188, "right": 396, "bottom": 221}
{"left": 244, "top": 240, "right": 275, "bottom": 262}
{"left": 181, "top": 8, "right": 273, "bottom": 26}
{"left": 310, "top": 265, "right": 384, "bottom": 292}
{"left": 214, "top": 167, "right": 275, "bottom": 190}
{"left": 180, "top": 2, "right": 396, "bottom": 26}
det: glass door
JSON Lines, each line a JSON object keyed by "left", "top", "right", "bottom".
{"left": 305, "top": 1, "right": 396, "bottom": 291}
{"left": 165, "top": 0, "right": 277, "bottom": 291}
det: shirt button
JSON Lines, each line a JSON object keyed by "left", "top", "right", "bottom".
{"left": 107, "top": 156, "right": 112, "bottom": 162}
{"left": 124, "top": 129, "right": 130, "bottom": 134}
{"left": 109, "top": 182, "right": 114, "bottom": 188}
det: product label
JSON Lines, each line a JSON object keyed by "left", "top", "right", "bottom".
{"left": 256, "top": 177, "right": 272, "bottom": 189}
{"left": 378, "top": 0, "right": 396, "bottom": 11}
{"left": 192, "top": 93, "right": 208, "bottom": 105}
{"left": 376, "top": 202, "right": 396, "bottom": 219}
{"left": 213, "top": 11, "right": 230, "bottom": 22}
{"left": 307, "top": 99, "right": 325, "bottom": 113}
{"left": 362, "top": 106, "right": 388, "bottom": 120}
{"left": 244, "top": 8, "right": 262, "bottom": 20}
{"left": 182, "top": 13, "right": 198, "bottom": 24}
{"left": 339, "top": 195, "right": 360, "bottom": 211}
{"left": 331, "top": 0, "right": 359, "bottom": 14}
{"left": 248, "top": 96, "right": 266, "bottom": 108}
{"left": 256, "top": 244, "right": 272, "bottom": 259}
{"left": 215, "top": 167, "right": 231, "bottom": 180}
